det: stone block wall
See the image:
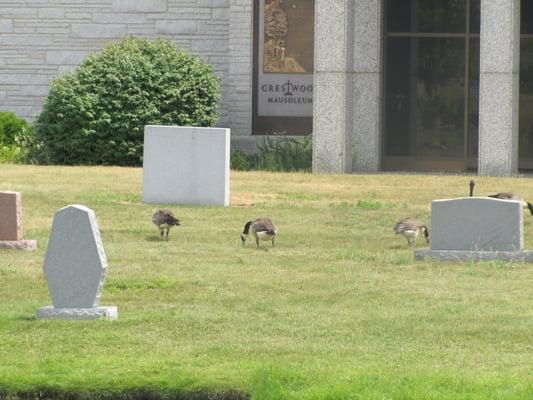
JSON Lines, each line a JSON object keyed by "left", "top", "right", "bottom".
{"left": 0, "top": 0, "right": 253, "bottom": 137}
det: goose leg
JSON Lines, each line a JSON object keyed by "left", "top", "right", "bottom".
{"left": 272, "top": 238, "right": 275, "bottom": 248}
{"left": 256, "top": 237, "right": 260, "bottom": 248}
{"left": 166, "top": 228, "right": 170, "bottom": 240}
{"left": 160, "top": 229, "right": 164, "bottom": 239}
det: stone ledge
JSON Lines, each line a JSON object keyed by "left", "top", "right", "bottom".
{"left": 37, "top": 306, "right": 118, "bottom": 320}
{"left": 414, "top": 249, "right": 533, "bottom": 262}
{"left": 0, "top": 240, "right": 37, "bottom": 250}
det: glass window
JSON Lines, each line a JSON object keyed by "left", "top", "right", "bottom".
{"left": 522, "top": 1, "right": 533, "bottom": 35}
{"left": 470, "top": 0, "right": 480, "bottom": 34}
{"left": 468, "top": 38, "right": 480, "bottom": 160}
{"left": 385, "top": 37, "right": 466, "bottom": 158}
{"left": 387, "top": 0, "right": 466, "bottom": 33}
{"left": 519, "top": 39, "right": 533, "bottom": 159}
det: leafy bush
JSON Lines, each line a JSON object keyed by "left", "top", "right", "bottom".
{"left": 230, "top": 149, "right": 253, "bottom": 171}
{"left": 0, "top": 111, "right": 38, "bottom": 163}
{"left": 34, "top": 37, "right": 221, "bottom": 166}
{"left": 0, "top": 111, "right": 29, "bottom": 146}
{"left": 231, "top": 135, "right": 312, "bottom": 172}
{"left": 0, "top": 144, "right": 20, "bottom": 163}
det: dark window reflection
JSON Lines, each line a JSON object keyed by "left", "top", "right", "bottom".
{"left": 468, "top": 38, "right": 480, "bottom": 160}
{"left": 385, "top": 37, "right": 465, "bottom": 158}
{"left": 520, "top": 39, "right": 533, "bottom": 159}
{"left": 470, "top": 0, "right": 480, "bottom": 34}
{"left": 387, "top": 0, "right": 466, "bottom": 33}
{"left": 522, "top": 1, "right": 533, "bottom": 35}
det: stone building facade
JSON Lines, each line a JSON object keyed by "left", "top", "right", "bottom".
{"left": 0, "top": 0, "right": 253, "bottom": 147}
{"left": 314, "top": 0, "right": 528, "bottom": 176}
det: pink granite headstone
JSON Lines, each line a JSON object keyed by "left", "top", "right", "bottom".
{"left": 0, "top": 191, "right": 37, "bottom": 250}
{"left": 0, "top": 191, "right": 23, "bottom": 241}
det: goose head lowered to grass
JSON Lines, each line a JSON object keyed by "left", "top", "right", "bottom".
{"left": 241, "top": 218, "right": 278, "bottom": 248}
{"left": 394, "top": 217, "right": 430, "bottom": 247}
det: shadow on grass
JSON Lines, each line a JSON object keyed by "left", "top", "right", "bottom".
{"left": 13, "top": 315, "right": 36, "bottom": 322}
{"left": 4, "top": 387, "right": 249, "bottom": 400}
{"left": 145, "top": 236, "right": 165, "bottom": 242}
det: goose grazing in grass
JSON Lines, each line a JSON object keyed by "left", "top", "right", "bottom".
{"left": 487, "top": 192, "right": 533, "bottom": 216}
{"left": 152, "top": 209, "right": 181, "bottom": 240}
{"left": 241, "top": 218, "right": 278, "bottom": 248}
{"left": 394, "top": 217, "right": 430, "bottom": 247}
{"left": 469, "top": 180, "right": 475, "bottom": 197}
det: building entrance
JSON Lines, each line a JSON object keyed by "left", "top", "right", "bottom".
{"left": 383, "top": 0, "right": 480, "bottom": 172}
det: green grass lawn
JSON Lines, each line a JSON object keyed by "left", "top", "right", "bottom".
{"left": 0, "top": 165, "right": 532, "bottom": 400}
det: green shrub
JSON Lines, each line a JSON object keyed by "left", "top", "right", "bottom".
{"left": 230, "top": 149, "right": 252, "bottom": 171}
{"left": 0, "top": 111, "right": 30, "bottom": 146}
{"left": 0, "top": 144, "right": 20, "bottom": 163}
{"left": 0, "top": 112, "right": 39, "bottom": 164}
{"left": 34, "top": 37, "right": 221, "bottom": 166}
{"left": 231, "top": 135, "right": 312, "bottom": 172}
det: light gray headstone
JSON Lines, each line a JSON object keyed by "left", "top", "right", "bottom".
{"left": 38, "top": 205, "right": 117, "bottom": 320}
{"left": 142, "top": 125, "right": 230, "bottom": 206}
{"left": 430, "top": 197, "right": 523, "bottom": 252}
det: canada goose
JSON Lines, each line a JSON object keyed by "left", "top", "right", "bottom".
{"left": 487, "top": 192, "right": 533, "bottom": 216}
{"left": 468, "top": 181, "right": 533, "bottom": 215}
{"left": 152, "top": 209, "right": 181, "bottom": 240}
{"left": 393, "top": 217, "right": 430, "bottom": 247}
{"left": 241, "top": 218, "right": 278, "bottom": 248}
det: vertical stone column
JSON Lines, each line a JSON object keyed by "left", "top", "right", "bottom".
{"left": 228, "top": 0, "right": 253, "bottom": 138}
{"left": 478, "top": 0, "right": 521, "bottom": 176}
{"left": 351, "top": 0, "right": 382, "bottom": 172}
{"left": 314, "top": 0, "right": 382, "bottom": 173}
{"left": 313, "top": 0, "right": 354, "bottom": 173}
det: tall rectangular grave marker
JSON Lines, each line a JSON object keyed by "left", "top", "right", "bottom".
{"left": 142, "top": 125, "right": 230, "bottom": 206}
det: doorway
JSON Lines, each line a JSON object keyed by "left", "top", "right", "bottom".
{"left": 382, "top": 0, "right": 480, "bottom": 172}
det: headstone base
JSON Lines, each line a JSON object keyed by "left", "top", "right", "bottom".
{"left": 37, "top": 306, "right": 118, "bottom": 320}
{"left": 0, "top": 240, "right": 37, "bottom": 250}
{"left": 415, "top": 249, "right": 533, "bottom": 262}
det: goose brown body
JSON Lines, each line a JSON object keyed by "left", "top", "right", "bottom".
{"left": 468, "top": 182, "right": 533, "bottom": 215}
{"left": 241, "top": 218, "right": 278, "bottom": 248}
{"left": 394, "top": 217, "right": 430, "bottom": 247}
{"left": 152, "top": 209, "right": 181, "bottom": 240}
{"left": 487, "top": 193, "right": 533, "bottom": 216}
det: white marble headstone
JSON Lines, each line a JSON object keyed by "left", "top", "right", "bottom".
{"left": 142, "top": 125, "right": 230, "bottom": 206}
{"left": 37, "top": 205, "right": 117, "bottom": 320}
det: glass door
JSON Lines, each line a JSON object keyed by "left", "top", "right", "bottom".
{"left": 519, "top": 1, "right": 533, "bottom": 169}
{"left": 383, "top": 0, "right": 480, "bottom": 172}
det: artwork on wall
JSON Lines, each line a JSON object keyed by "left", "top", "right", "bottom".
{"left": 253, "top": 0, "right": 315, "bottom": 134}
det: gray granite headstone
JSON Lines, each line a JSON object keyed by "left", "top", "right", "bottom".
{"left": 431, "top": 197, "right": 523, "bottom": 251}
{"left": 415, "top": 197, "right": 533, "bottom": 262}
{"left": 37, "top": 205, "right": 117, "bottom": 320}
